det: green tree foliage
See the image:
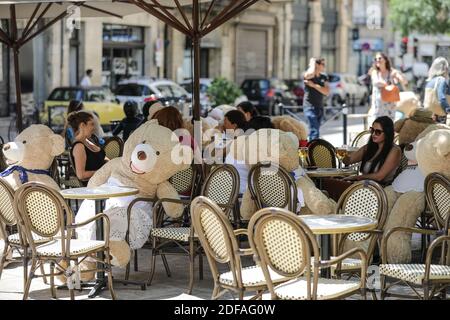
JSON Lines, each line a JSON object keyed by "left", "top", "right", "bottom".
{"left": 389, "top": 0, "right": 450, "bottom": 36}
{"left": 206, "top": 77, "right": 243, "bottom": 106}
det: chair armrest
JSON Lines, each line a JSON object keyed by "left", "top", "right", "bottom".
{"left": 381, "top": 227, "right": 438, "bottom": 263}
{"left": 153, "top": 198, "right": 191, "bottom": 228}
{"left": 236, "top": 248, "right": 253, "bottom": 256}
{"left": 68, "top": 213, "right": 111, "bottom": 245}
{"left": 319, "top": 247, "right": 367, "bottom": 269}
{"left": 233, "top": 229, "right": 248, "bottom": 237}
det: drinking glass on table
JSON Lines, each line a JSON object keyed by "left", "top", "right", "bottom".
{"left": 335, "top": 145, "right": 348, "bottom": 169}
{"left": 298, "top": 147, "right": 309, "bottom": 168}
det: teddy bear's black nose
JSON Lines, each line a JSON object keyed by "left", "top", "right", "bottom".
{"left": 3, "top": 144, "right": 10, "bottom": 152}
{"left": 137, "top": 151, "right": 147, "bottom": 161}
{"left": 405, "top": 144, "right": 413, "bottom": 151}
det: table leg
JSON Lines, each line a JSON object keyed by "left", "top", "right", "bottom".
{"left": 320, "top": 234, "right": 331, "bottom": 278}
{"left": 88, "top": 199, "right": 107, "bottom": 298}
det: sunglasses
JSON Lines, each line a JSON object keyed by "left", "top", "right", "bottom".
{"left": 369, "top": 127, "right": 384, "bottom": 136}
{"left": 374, "top": 57, "right": 383, "bottom": 61}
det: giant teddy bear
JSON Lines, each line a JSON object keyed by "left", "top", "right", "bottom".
{"left": 394, "top": 109, "right": 435, "bottom": 146}
{"left": 75, "top": 120, "right": 192, "bottom": 268}
{"left": 383, "top": 123, "right": 450, "bottom": 263}
{"left": 271, "top": 115, "right": 309, "bottom": 147}
{"left": 0, "top": 124, "right": 65, "bottom": 190}
{"left": 226, "top": 128, "right": 335, "bottom": 220}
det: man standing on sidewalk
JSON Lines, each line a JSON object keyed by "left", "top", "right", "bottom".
{"left": 80, "top": 69, "right": 93, "bottom": 87}
{"left": 303, "top": 57, "right": 330, "bottom": 141}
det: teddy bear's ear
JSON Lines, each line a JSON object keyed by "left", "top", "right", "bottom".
{"left": 50, "top": 134, "right": 65, "bottom": 156}
{"left": 394, "top": 118, "right": 406, "bottom": 133}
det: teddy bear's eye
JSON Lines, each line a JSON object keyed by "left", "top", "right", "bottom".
{"left": 156, "top": 151, "right": 160, "bottom": 156}
{"left": 142, "top": 140, "right": 146, "bottom": 144}
{"left": 22, "top": 140, "right": 26, "bottom": 144}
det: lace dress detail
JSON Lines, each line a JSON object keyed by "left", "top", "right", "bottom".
{"left": 75, "top": 177, "right": 153, "bottom": 251}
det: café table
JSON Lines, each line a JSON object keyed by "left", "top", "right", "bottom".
{"left": 306, "top": 167, "right": 358, "bottom": 190}
{"left": 299, "top": 214, "right": 377, "bottom": 278}
{"left": 60, "top": 185, "right": 139, "bottom": 298}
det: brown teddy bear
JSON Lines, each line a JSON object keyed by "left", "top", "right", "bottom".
{"left": 1, "top": 124, "right": 64, "bottom": 190}
{"left": 394, "top": 108, "right": 435, "bottom": 146}
{"left": 75, "top": 120, "right": 192, "bottom": 270}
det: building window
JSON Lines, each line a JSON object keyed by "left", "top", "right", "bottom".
{"left": 102, "top": 24, "right": 145, "bottom": 88}
{"left": 290, "top": 27, "right": 308, "bottom": 78}
{"left": 322, "top": 0, "right": 336, "bottom": 10}
{"left": 321, "top": 29, "right": 336, "bottom": 72}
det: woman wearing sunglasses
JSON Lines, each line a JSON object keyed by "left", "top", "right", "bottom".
{"left": 342, "top": 116, "right": 401, "bottom": 185}
{"left": 368, "top": 52, "right": 408, "bottom": 124}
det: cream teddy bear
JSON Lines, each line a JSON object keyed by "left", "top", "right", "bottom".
{"left": 226, "top": 128, "right": 335, "bottom": 220}
{"left": 383, "top": 124, "right": 450, "bottom": 263}
{"left": 0, "top": 124, "right": 65, "bottom": 190}
{"left": 75, "top": 120, "right": 192, "bottom": 268}
{"left": 395, "top": 91, "right": 421, "bottom": 118}
{"left": 271, "top": 115, "right": 309, "bottom": 146}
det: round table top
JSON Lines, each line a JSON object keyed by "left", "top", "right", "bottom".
{"left": 60, "top": 185, "right": 139, "bottom": 200}
{"left": 299, "top": 214, "right": 377, "bottom": 235}
{"left": 306, "top": 167, "right": 357, "bottom": 178}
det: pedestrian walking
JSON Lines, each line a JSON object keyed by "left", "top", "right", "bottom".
{"left": 303, "top": 57, "right": 330, "bottom": 141}
{"left": 80, "top": 69, "right": 93, "bottom": 87}
{"left": 423, "top": 56, "right": 450, "bottom": 124}
{"left": 368, "top": 52, "right": 408, "bottom": 124}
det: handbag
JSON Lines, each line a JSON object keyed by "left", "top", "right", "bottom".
{"left": 381, "top": 84, "right": 400, "bottom": 102}
{"left": 423, "top": 77, "right": 446, "bottom": 116}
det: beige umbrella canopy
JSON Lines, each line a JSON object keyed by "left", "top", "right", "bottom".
{"left": 0, "top": 0, "right": 145, "bottom": 132}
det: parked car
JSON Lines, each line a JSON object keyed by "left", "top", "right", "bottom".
{"left": 327, "top": 73, "right": 369, "bottom": 107}
{"left": 240, "top": 78, "right": 298, "bottom": 115}
{"left": 179, "top": 78, "right": 212, "bottom": 116}
{"left": 115, "top": 77, "right": 191, "bottom": 115}
{"left": 41, "top": 86, "right": 124, "bottom": 132}
{"left": 284, "top": 78, "right": 305, "bottom": 106}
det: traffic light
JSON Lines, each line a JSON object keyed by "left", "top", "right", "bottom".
{"left": 400, "top": 37, "right": 408, "bottom": 56}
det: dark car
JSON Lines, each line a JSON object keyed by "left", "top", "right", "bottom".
{"left": 284, "top": 79, "right": 305, "bottom": 106}
{"left": 240, "top": 78, "right": 298, "bottom": 115}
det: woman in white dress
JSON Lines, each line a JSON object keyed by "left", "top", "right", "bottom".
{"left": 369, "top": 52, "right": 408, "bottom": 123}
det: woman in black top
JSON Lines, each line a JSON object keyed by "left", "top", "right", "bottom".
{"left": 112, "top": 100, "right": 141, "bottom": 142}
{"left": 68, "top": 111, "right": 108, "bottom": 183}
{"left": 303, "top": 57, "right": 330, "bottom": 141}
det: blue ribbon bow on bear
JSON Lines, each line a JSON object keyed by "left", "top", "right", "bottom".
{"left": 0, "top": 166, "right": 50, "bottom": 184}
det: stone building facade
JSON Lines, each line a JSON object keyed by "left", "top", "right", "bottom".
{"left": 0, "top": 0, "right": 354, "bottom": 115}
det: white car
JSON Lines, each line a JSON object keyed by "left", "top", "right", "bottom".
{"left": 115, "top": 77, "right": 191, "bottom": 113}
{"left": 327, "top": 73, "right": 369, "bottom": 107}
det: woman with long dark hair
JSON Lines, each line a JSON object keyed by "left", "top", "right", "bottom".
{"left": 343, "top": 116, "right": 401, "bottom": 185}
{"left": 369, "top": 52, "right": 408, "bottom": 123}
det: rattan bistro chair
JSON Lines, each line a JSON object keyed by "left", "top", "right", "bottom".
{"left": 248, "top": 207, "right": 367, "bottom": 300}
{"left": 0, "top": 178, "right": 49, "bottom": 290}
{"left": 191, "top": 196, "right": 287, "bottom": 300}
{"left": 103, "top": 136, "right": 124, "bottom": 160}
{"left": 14, "top": 182, "right": 116, "bottom": 300}
{"left": 148, "top": 164, "right": 239, "bottom": 294}
{"left": 124, "top": 164, "right": 202, "bottom": 280}
{"left": 351, "top": 130, "right": 371, "bottom": 149}
{"left": 307, "top": 138, "right": 337, "bottom": 168}
{"left": 332, "top": 180, "right": 388, "bottom": 298}
{"left": 247, "top": 162, "right": 298, "bottom": 214}
{"left": 379, "top": 216, "right": 450, "bottom": 300}
{"left": 424, "top": 173, "right": 450, "bottom": 231}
